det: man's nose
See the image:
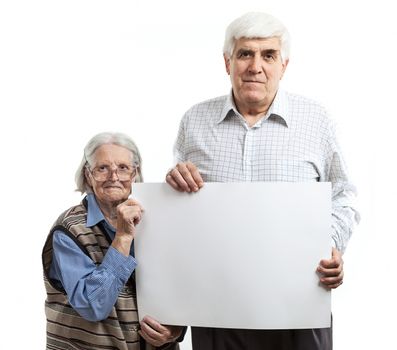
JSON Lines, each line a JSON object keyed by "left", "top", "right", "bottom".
{"left": 248, "top": 55, "right": 262, "bottom": 74}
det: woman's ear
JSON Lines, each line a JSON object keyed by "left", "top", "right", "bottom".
{"left": 85, "top": 168, "right": 93, "bottom": 188}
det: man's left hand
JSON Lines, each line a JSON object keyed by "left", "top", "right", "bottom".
{"left": 139, "top": 315, "right": 183, "bottom": 347}
{"left": 317, "top": 247, "right": 344, "bottom": 289}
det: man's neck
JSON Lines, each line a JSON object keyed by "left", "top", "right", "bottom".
{"left": 233, "top": 93, "right": 277, "bottom": 127}
{"left": 241, "top": 109, "right": 269, "bottom": 127}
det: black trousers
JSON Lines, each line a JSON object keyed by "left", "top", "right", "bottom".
{"left": 191, "top": 325, "right": 332, "bottom": 350}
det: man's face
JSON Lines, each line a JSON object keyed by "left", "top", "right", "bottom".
{"left": 224, "top": 37, "right": 288, "bottom": 110}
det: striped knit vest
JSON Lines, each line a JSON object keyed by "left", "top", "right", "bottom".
{"left": 42, "top": 200, "right": 173, "bottom": 350}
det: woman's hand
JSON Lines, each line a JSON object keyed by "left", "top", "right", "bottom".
{"left": 116, "top": 198, "right": 143, "bottom": 237}
{"left": 111, "top": 198, "right": 143, "bottom": 256}
{"left": 139, "top": 315, "right": 184, "bottom": 347}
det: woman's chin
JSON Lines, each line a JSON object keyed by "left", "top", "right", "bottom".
{"left": 103, "top": 189, "right": 129, "bottom": 203}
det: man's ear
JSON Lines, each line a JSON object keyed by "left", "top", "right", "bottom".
{"left": 223, "top": 54, "right": 231, "bottom": 75}
{"left": 280, "top": 58, "right": 289, "bottom": 80}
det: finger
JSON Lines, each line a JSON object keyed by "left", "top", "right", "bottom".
{"left": 186, "top": 162, "right": 204, "bottom": 188}
{"left": 119, "top": 206, "right": 143, "bottom": 225}
{"left": 319, "top": 247, "right": 343, "bottom": 267}
{"left": 321, "top": 276, "right": 343, "bottom": 285}
{"left": 324, "top": 279, "right": 344, "bottom": 289}
{"left": 141, "top": 316, "right": 169, "bottom": 334}
{"left": 176, "top": 163, "right": 200, "bottom": 192}
{"left": 169, "top": 167, "right": 191, "bottom": 192}
{"left": 139, "top": 330, "right": 161, "bottom": 347}
{"left": 317, "top": 266, "right": 342, "bottom": 277}
{"left": 166, "top": 173, "right": 185, "bottom": 192}
{"left": 320, "top": 261, "right": 338, "bottom": 269}
{"left": 332, "top": 247, "right": 342, "bottom": 258}
{"left": 140, "top": 324, "right": 168, "bottom": 346}
{"left": 123, "top": 198, "right": 144, "bottom": 211}
{"left": 140, "top": 321, "right": 161, "bottom": 340}
{"left": 117, "top": 200, "right": 144, "bottom": 216}
{"left": 132, "top": 211, "right": 142, "bottom": 226}
{"left": 320, "top": 272, "right": 344, "bottom": 286}
{"left": 319, "top": 256, "right": 343, "bottom": 269}
{"left": 163, "top": 325, "right": 182, "bottom": 340}
{"left": 128, "top": 206, "right": 143, "bottom": 224}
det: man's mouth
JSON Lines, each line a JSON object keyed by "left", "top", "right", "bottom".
{"left": 243, "top": 80, "right": 264, "bottom": 84}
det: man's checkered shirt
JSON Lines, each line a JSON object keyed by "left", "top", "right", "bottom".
{"left": 174, "top": 89, "right": 359, "bottom": 253}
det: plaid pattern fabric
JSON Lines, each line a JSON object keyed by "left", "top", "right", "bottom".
{"left": 174, "top": 89, "right": 359, "bottom": 252}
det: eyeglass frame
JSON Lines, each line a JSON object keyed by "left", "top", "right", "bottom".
{"left": 85, "top": 163, "right": 138, "bottom": 182}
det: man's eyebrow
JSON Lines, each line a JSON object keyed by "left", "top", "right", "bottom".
{"left": 261, "top": 49, "right": 279, "bottom": 54}
{"left": 236, "top": 48, "right": 254, "bottom": 53}
{"left": 236, "top": 48, "right": 279, "bottom": 54}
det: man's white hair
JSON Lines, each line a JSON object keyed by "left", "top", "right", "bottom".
{"left": 75, "top": 132, "right": 143, "bottom": 194}
{"left": 223, "top": 12, "right": 291, "bottom": 62}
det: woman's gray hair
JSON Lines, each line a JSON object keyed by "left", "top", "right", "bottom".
{"left": 223, "top": 12, "right": 291, "bottom": 62}
{"left": 75, "top": 132, "right": 143, "bottom": 194}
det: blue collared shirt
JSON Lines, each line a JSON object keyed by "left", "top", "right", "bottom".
{"left": 49, "top": 194, "right": 137, "bottom": 321}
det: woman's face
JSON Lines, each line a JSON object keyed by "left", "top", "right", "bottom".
{"left": 85, "top": 144, "right": 135, "bottom": 206}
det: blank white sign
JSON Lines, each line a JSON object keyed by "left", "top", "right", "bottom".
{"left": 133, "top": 182, "right": 331, "bottom": 329}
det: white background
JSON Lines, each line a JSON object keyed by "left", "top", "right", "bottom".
{"left": 0, "top": 0, "right": 395, "bottom": 349}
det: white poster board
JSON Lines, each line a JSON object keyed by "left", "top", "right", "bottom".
{"left": 133, "top": 182, "right": 331, "bottom": 329}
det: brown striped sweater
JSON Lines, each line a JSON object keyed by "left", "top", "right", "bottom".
{"left": 42, "top": 200, "right": 180, "bottom": 350}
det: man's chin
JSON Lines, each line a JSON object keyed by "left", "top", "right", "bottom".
{"left": 244, "top": 94, "right": 268, "bottom": 104}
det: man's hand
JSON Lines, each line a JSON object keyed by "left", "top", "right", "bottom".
{"left": 317, "top": 247, "right": 344, "bottom": 289}
{"left": 166, "top": 161, "right": 204, "bottom": 192}
{"left": 139, "top": 315, "right": 184, "bottom": 347}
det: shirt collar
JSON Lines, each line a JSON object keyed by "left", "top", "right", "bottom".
{"left": 86, "top": 193, "right": 107, "bottom": 227}
{"left": 269, "top": 89, "right": 290, "bottom": 127}
{"left": 218, "top": 91, "right": 239, "bottom": 124}
{"left": 217, "top": 89, "right": 290, "bottom": 127}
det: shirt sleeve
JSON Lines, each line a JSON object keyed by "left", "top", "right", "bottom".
{"left": 173, "top": 115, "right": 187, "bottom": 163}
{"left": 325, "top": 121, "right": 361, "bottom": 253}
{"left": 49, "top": 230, "right": 137, "bottom": 321}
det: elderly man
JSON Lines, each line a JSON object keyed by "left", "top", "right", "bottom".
{"left": 166, "top": 12, "right": 359, "bottom": 350}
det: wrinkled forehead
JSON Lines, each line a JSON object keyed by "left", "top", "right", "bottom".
{"left": 232, "top": 36, "right": 282, "bottom": 53}
{"left": 92, "top": 144, "right": 134, "bottom": 165}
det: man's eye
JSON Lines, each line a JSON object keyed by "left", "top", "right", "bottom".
{"left": 238, "top": 51, "right": 251, "bottom": 58}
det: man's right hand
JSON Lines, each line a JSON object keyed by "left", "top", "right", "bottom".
{"left": 166, "top": 162, "right": 204, "bottom": 192}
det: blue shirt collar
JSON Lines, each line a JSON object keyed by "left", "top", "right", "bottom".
{"left": 86, "top": 193, "right": 107, "bottom": 227}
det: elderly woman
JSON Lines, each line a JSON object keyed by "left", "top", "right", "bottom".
{"left": 42, "top": 132, "right": 184, "bottom": 350}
